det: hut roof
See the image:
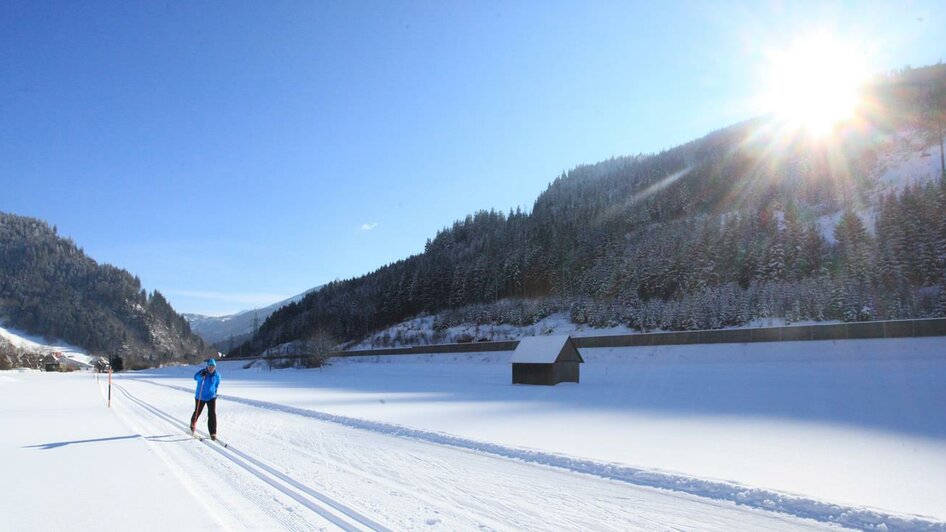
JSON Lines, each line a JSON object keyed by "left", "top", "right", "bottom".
{"left": 511, "top": 335, "right": 582, "bottom": 363}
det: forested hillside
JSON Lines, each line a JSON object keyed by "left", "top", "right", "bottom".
{"left": 236, "top": 64, "right": 946, "bottom": 356}
{"left": 0, "top": 213, "right": 212, "bottom": 367}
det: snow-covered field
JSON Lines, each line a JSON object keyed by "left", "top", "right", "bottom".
{"left": 3, "top": 336, "right": 945, "bottom": 530}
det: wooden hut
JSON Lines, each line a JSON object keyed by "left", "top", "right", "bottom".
{"left": 43, "top": 354, "right": 62, "bottom": 372}
{"left": 511, "top": 335, "right": 583, "bottom": 385}
{"left": 93, "top": 357, "right": 110, "bottom": 373}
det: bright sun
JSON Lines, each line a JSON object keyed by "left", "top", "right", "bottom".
{"left": 764, "top": 35, "right": 868, "bottom": 136}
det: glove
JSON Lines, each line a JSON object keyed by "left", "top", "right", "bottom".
{"left": 200, "top": 369, "right": 207, "bottom": 377}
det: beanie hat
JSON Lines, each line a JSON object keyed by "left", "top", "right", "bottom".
{"left": 207, "top": 358, "right": 216, "bottom": 367}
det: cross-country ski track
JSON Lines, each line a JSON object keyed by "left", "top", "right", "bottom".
{"left": 105, "top": 374, "right": 848, "bottom": 531}
{"left": 113, "top": 382, "right": 388, "bottom": 531}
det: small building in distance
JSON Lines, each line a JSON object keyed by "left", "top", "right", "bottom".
{"left": 43, "top": 353, "right": 62, "bottom": 372}
{"left": 511, "top": 335, "right": 583, "bottom": 385}
{"left": 93, "top": 357, "right": 110, "bottom": 373}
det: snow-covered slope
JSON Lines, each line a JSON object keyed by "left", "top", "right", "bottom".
{"left": 351, "top": 312, "right": 634, "bottom": 348}
{"left": 817, "top": 129, "right": 944, "bottom": 243}
{"left": 184, "top": 286, "right": 322, "bottom": 346}
{"left": 0, "top": 323, "right": 91, "bottom": 367}
{"left": 871, "top": 130, "right": 944, "bottom": 195}
{"left": 351, "top": 311, "right": 838, "bottom": 349}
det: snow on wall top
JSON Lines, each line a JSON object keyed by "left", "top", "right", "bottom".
{"left": 511, "top": 335, "right": 576, "bottom": 364}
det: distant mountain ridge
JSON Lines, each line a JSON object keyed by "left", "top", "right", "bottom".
{"left": 235, "top": 64, "right": 946, "bottom": 356}
{"left": 184, "top": 286, "right": 322, "bottom": 349}
{"left": 0, "top": 213, "right": 212, "bottom": 368}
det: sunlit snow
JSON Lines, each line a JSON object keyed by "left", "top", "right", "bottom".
{"left": 4, "top": 335, "right": 944, "bottom": 530}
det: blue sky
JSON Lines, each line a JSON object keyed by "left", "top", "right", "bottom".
{"left": 2, "top": 1, "right": 943, "bottom": 316}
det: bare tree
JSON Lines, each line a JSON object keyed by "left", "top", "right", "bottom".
{"left": 300, "top": 329, "right": 337, "bottom": 368}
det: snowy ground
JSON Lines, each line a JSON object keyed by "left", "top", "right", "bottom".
{"left": 4, "top": 336, "right": 945, "bottom": 530}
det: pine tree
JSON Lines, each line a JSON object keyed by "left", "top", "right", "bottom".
{"left": 833, "top": 210, "right": 873, "bottom": 285}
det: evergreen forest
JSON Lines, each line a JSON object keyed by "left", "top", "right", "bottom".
{"left": 0, "top": 213, "right": 212, "bottom": 367}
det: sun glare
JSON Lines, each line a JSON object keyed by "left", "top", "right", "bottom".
{"left": 764, "top": 35, "right": 868, "bottom": 137}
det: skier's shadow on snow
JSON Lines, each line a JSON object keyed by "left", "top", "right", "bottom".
{"left": 24, "top": 434, "right": 142, "bottom": 450}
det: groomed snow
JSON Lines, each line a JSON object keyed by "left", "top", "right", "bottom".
{"left": 4, "top": 335, "right": 944, "bottom": 530}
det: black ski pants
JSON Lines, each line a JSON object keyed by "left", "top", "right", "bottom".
{"left": 191, "top": 397, "right": 217, "bottom": 435}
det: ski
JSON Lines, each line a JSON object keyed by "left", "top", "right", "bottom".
{"left": 191, "top": 428, "right": 227, "bottom": 447}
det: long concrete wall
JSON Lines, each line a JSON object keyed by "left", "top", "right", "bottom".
{"left": 570, "top": 317, "right": 946, "bottom": 349}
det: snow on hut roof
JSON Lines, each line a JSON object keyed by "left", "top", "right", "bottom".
{"left": 511, "top": 335, "right": 578, "bottom": 363}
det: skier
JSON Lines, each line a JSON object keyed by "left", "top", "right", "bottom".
{"left": 190, "top": 358, "right": 220, "bottom": 440}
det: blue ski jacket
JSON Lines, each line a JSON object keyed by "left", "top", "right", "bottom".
{"left": 193, "top": 369, "right": 220, "bottom": 401}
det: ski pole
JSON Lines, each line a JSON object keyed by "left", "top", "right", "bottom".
{"left": 193, "top": 369, "right": 206, "bottom": 431}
